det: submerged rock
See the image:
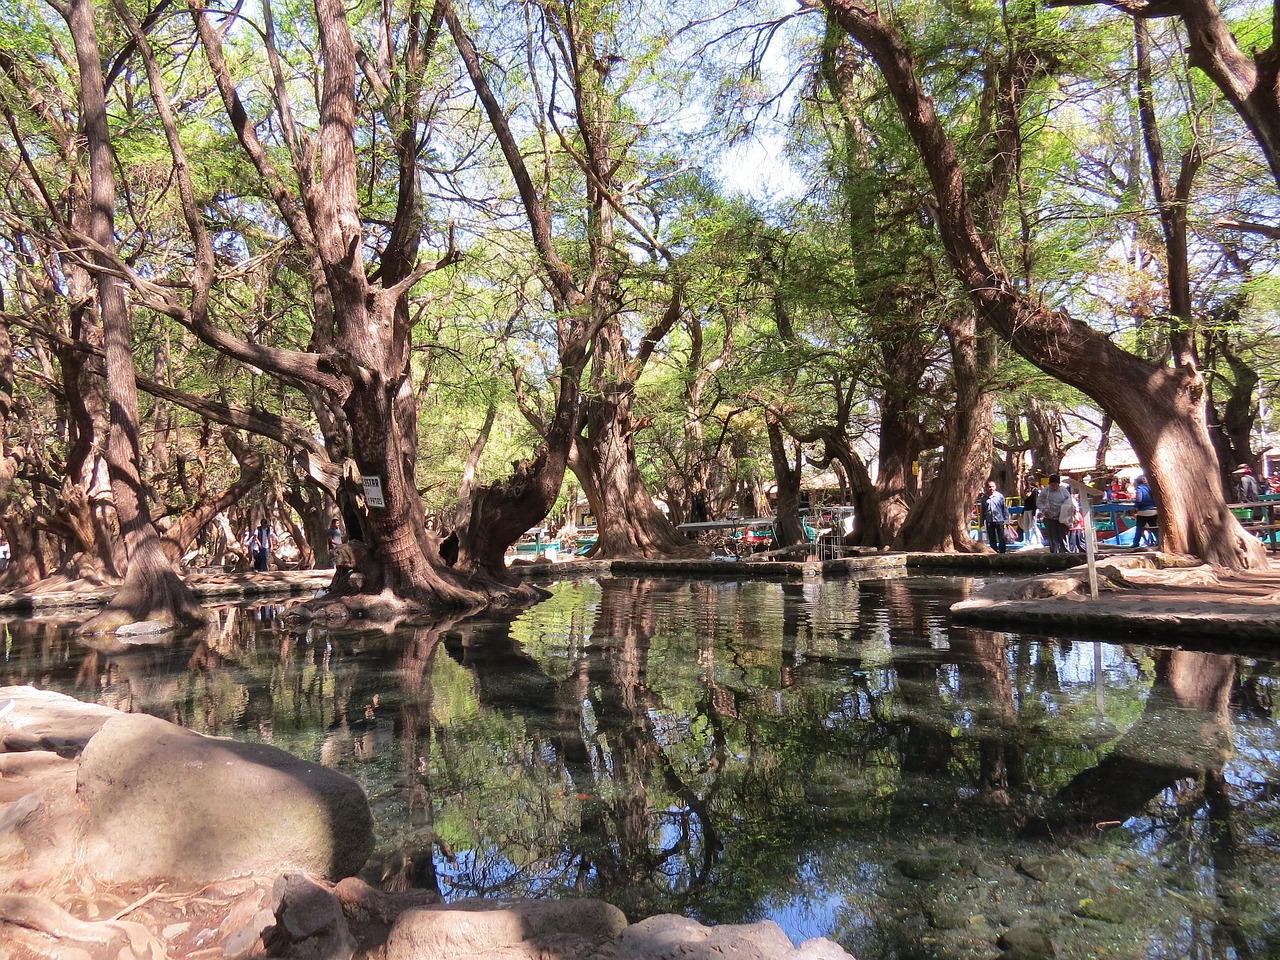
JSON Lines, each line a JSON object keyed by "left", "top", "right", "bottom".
{"left": 896, "top": 854, "right": 944, "bottom": 881}
{"left": 587, "top": 914, "right": 845, "bottom": 960}
{"left": 997, "top": 922, "right": 1060, "bottom": 959}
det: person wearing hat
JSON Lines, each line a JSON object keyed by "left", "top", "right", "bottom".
{"left": 1233, "top": 463, "right": 1261, "bottom": 518}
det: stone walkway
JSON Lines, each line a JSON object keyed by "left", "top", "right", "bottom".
{"left": 950, "top": 553, "right": 1280, "bottom": 642}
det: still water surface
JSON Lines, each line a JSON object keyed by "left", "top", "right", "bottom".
{"left": 3, "top": 573, "right": 1279, "bottom": 959}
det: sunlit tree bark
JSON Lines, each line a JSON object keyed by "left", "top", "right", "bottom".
{"left": 62, "top": 0, "right": 201, "bottom": 632}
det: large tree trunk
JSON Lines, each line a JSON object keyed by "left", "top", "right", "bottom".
{"left": 1206, "top": 331, "right": 1260, "bottom": 478}
{"left": 821, "top": 0, "right": 1266, "bottom": 569}
{"left": 52, "top": 338, "right": 116, "bottom": 576}
{"left": 677, "top": 314, "right": 734, "bottom": 527}
{"left": 0, "top": 303, "right": 38, "bottom": 587}
{"left": 826, "top": 441, "right": 882, "bottom": 548}
{"left": 895, "top": 322, "right": 995, "bottom": 552}
{"left": 454, "top": 334, "right": 590, "bottom": 581}
{"left": 875, "top": 382, "right": 927, "bottom": 545}
{"left": 1026, "top": 399, "right": 1072, "bottom": 474}
{"left": 575, "top": 429, "right": 700, "bottom": 560}
{"left": 341, "top": 366, "right": 486, "bottom": 605}
{"left": 576, "top": 358, "right": 704, "bottom": 560}
{"left": 1094, "top": 412, "right": 1114, "bottom": 473}
{"left": 67, "top": 0, "right": 200, "bottom": 633}
{"left": 766, "top": 413, "right": 807, "bottom": 550}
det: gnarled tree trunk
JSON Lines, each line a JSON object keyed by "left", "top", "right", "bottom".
{"left": 875, "top": 379, "right": 929, "bottom": 546}
{"left": 766, "top": 412, "right": 806, "bottom": 550}
{"left": 895, "top": 322, "right": 995, "bottom": 553}
{"left": 575, "top": 367, "right": 704, "bottom": 560}
{"left": 67, "top": 0, "right": 200, "bottom": 633}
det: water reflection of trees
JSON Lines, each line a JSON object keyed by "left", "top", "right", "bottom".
{"left": 2, "top": 579, "right": 1279, "bottom": 956}
{"left": 420, "top": 577, "right": 1279, "bottom": 955}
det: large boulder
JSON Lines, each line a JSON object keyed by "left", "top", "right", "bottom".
{"left": 76, "top": 711, "right": 374, "bottom": 883}
{"left": 587, "top": 915, "right": 851, "bottom": 960}
{"left": 385, "top": 898, "right": 629, "bottom": 960}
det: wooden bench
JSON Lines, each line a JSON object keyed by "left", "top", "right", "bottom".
{"left": 1240, "top": 522, "right": 1280, "bottom": 550}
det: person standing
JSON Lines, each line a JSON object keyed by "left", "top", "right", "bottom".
{"left": 1021, "top": 481, "right": 1040, "bottom": 545}
{"left": 1234, "top": 463, "right": 1261, "bottom": 502}
{"left": 981, "top": 480, "right": 1010, "bottom": 554}
{"left": 1131, "top": 475, "right": 1158, "bottom": 549}
{"left": 1067, "top": 491, "right": 1086, "bottom": 552}
{"left": 250, "top": 521, "right": 273, "bottom": 571}
{"left": 245, "top": 528, "right": 261, "bottom": 570}
{"left": 1037, "top": 474, "right": 1073, "bottom": 554}
{"left": 327, "top": 518, "right": 344, "bottom": 568}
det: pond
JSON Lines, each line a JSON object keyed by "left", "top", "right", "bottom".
{"left": 3, "top": 573, "right": 1279, "bottom": 960}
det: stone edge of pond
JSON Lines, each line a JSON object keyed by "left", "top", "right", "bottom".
{"left": 950, "top": 596, "right": 1280, "bottom": 641}
{"left": 0, "top": 570, "right": 336, "bottom": 612}
{"left": 0, "top": 549, "right": 1189, "bottom": 613}
{"left": 951, "top": 591, "right": 1280, "bottom": 640}
{"left": 604, "top": 550, "right": 1087, "bottom": 579}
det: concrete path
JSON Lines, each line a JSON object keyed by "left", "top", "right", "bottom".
{"left": 950, "top": 554, "right": 1280, "bottom": 642}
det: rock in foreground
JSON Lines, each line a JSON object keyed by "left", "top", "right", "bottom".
{"left": 0, "top": 687, "right": 857, "bottom": 960}
{"left": 77, "top": 711, "right": 375, "bottom": 884}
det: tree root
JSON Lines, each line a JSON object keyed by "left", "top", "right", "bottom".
{"left": 0, "top": 893, "right": 167, "bottom": 958}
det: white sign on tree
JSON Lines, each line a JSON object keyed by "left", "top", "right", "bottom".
{"left": 362, "top": 475, "right": 385, "bottom": 509}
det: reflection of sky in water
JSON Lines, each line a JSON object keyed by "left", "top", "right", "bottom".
{"left": 3, "top": 577, "right": 1280, "bottom": 959}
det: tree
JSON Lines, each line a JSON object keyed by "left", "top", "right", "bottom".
{"left": 58, "top": 0, "right": 202, "bottom": 632}
{"left": 445, "top": 0, "right": 705, "bottom": 561}
{"left": 798, "top": 10, "right": 1035, "bottom": 552}
{"left": 1049, "top": 0, "right": 1280, "bottom": 190}
{"left": 0, "top": 18, "right": 126, "bottom": 582}
{"left": 817, "top": 0, "right": 1267, "bottom": 568}
{"left": 62, "top": 0, "right": 574, "bottom": 612}
{"left": 442, "top": 0, "right": 612, "bottom": 575}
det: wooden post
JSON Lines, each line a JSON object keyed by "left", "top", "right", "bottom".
{"left": 1080, "top": 485, "right": 1099, "bottom": 600}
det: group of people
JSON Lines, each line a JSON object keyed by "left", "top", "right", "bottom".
{"left": 981, "top": 475, "right": 1081, "bottom": 555}
{"left": 243, "top": 517, "right": 345, "bottom": 571}
{"left": 981, "top": 472, "right": 1160, "bottom": 554}
{"left": 240, "top": 462, "right": 1275, "bottom": 572}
